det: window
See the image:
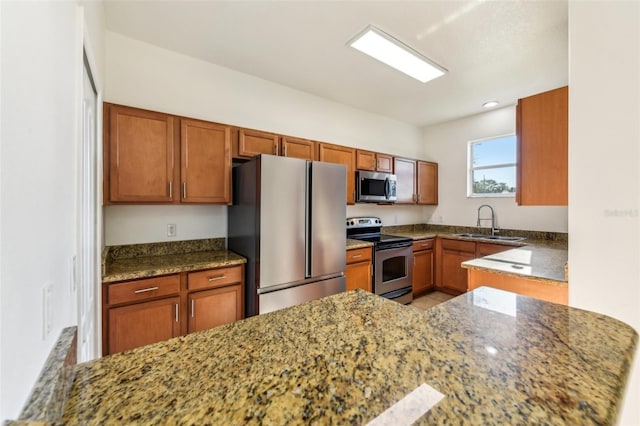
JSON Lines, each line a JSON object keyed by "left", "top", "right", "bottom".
{"left": 468, "top": 135, "right": 516, "bottom": 197}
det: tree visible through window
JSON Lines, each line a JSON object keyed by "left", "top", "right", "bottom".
{"left": 468, "top": 135, "right": 516, "bottom": 197}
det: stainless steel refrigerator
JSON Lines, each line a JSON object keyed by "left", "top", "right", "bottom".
{"left": 228, "top": 154, "right": 346, "bottom": 317}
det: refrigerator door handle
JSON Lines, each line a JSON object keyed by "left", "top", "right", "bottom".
{"left": 305, "top": 161, "right": 311, "bottom": 278}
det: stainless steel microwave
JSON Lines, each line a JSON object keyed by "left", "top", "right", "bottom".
{"left": 356, "top": 171, "right": 397, "bottom": 203}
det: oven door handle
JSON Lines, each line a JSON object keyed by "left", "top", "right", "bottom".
{"left": 384, "top": 177, "right": 391, "bottom": 200}
{"left": 382, "top": 287, "right": 413, "bottom": 300}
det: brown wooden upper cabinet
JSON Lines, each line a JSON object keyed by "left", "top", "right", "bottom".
{"left": 106, "top": 104, "right": 176, "bottom": 203}
{"left": 356, "top": 150, "right": 393, "bottom": 173}
{"left": 281, "top": 136, "right": 316, "bottom": 161}
{"left": 516, "top": 86, "right": 568, "bottom": 206}
{"left": 393, "top": 157, "right": 417, "bottom": 203}
{"left": 180, "top": 119, "right": 231, "bottom": 204}
{"left": 417, "top": 161, "right": 438, "bottom": 205}
{"left": 237, "top": 128, "right": 279, "bottom": 158}
{"left": 104, "top": 103, "right": 232, "bottom": 205}
{"left": 318, "top": 142, "right": 356, "bottom": 205}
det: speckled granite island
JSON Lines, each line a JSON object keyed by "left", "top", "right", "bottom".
{"left": 57, "top": 288, "right": 636, "bottom": 425}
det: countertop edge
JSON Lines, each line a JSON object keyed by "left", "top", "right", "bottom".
{"left": 461, "top": 261, "right": 568, "bottom": 285}
{"left": 103, "top": 253, "right": 246, "bottom": 283}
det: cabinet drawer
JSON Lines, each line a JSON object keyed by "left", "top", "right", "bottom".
{"left": 346, "top": 247, "right": 372, "bottom": 264}
{"left": 441, "top": 238, "right": 476, "bottom": 253}
{"left": 413, "top": 239, "right": 434, "bottom": 251}
{"left": 476, "top": 242, "right": 512, "bottom": 257}
{"left": 107, "top": 274, "right": 181, "bottom": 305}
{"left": 188, "top": 266, "right": 243, "bottom": 291}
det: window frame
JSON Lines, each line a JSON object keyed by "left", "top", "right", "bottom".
{"left": 467, "top": 134, "right": 517, "bottom": 198}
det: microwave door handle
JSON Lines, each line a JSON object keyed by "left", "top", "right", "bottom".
{"left": 384, "top": 178, "right": 390, "bottom": 199}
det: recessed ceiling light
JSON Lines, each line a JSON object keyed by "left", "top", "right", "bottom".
{"left": 349, "top": 25, "right": 447, "bottom": 83}
{"left": 483, "top": 101, "right": 499, "bottom": 108}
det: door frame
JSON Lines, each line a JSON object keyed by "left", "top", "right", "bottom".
{"left": 76, "top": 6, "right": 103, "bottom": 361}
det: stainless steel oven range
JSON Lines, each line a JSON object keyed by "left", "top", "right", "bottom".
{"left": 346, "top": 217, "right": 413, "bottom": 304}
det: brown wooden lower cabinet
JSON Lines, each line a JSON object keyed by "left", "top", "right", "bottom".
{"left": 412, "top": 239, "right": 434, "bottom": 296}
{"left": 107, "top": 296, "right": 181, "bottom": 355}
{"left": 345, "top": 247, "right": 372, "bottom": 292}
{"left": 438, "top": 239, "right": 476, "bottom": 295}
{"left": 188, "top": 284, "right": 243, "bottom": 333}
{"left": 437, "top": 239, "right": 517, "bottom": 295}
{"left": 103, "top": 265, "right": 244, "bottom": 355}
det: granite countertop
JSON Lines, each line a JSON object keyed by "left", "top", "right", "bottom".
{"left": 57, "top": 288, "right": 636, "bottom": 425}
{"left": 381, "top": 227, "right": 568, "bottom": 283}
{"left": 462, "top": 244, "right": 568, "bottom": 284}
{"left": 346, "top": 238, "right": 374, "bottom": 249}
{"left": 103, "top": 250, "right": 247, "bottom": 283}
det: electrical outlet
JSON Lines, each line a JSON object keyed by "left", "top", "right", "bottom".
{"left": 42, "top": 283, "right": 53, "bottom": 340}
{"left": 167, "top": 223, "right": 177, "bottom": 237}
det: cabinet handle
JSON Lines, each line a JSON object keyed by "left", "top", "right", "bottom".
{"left": 351, "top": 254, "right": 362, "bottom": 259}
{"left": 191, "top": 299, "right": 195, "bottom": 318}
{"left": 274, "top": 144, "right": 278, "bottom": 155}
{"left": 168, "top": 181, "right": 173, "bottom": 198}
{"left": 208, "top": 275, "right": 226, "bottom": 282}
{"left": 283, "top": 144, "right": 287, "bottom": 156}
{"left": 134, "top": 286, "right": 159, "bottom": 294}
{"left": 182, "top": 182, "right": 187, "bottom": 199}
{"left": 175, "top": 304, "right": 179, "bottom": 322}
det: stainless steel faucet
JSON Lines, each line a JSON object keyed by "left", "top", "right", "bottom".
{"left": 477, "top": 204, "right": 498, "bottom": 236}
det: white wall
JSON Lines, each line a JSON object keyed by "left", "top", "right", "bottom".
{"left": 0, "top": 1, "right": 105, "bottom": 420}
{"left": 568, "top": 2, "right": 640, "bottom": 425}
{"left": 422, "top": 106, "right": 568, "bottom": 232}
{"left": 104, "top": 205, "right": 227, "bottom": 246}
{"left": 104, "top": 32, "right": 428, "bottom": 245}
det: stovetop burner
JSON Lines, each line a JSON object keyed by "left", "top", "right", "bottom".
{"left": 346, "top": 216, "right": 412, "bottom": 250}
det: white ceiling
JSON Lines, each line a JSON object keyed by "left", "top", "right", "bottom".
{"left": 104, "top": 0, "right": 568, "bottom": 127}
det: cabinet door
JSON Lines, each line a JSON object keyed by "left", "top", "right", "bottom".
{"left": 281, "top": 136, "right": 316, "bottom": 161}
{"left": 188, "top": 284, "right": 243, "bottom": 333}
{"left": 413, "top": 249, "right": 434, "bottom": 296}
{"left": 393, "top": 157, "right": 417, "bottom": 204}
{"left": 238, "top": 128, "right": 279, "bottom": 157}
{"left": 517, "top": 86, "right": 568, "bottom": 206}
{"left": 417, "top": 161, "right": 438, "bottom": 205}
{"left": 376, "top": 154, "right": 393, "bottom": 173}
{"left": 345, "top": 261, "right": 372, "bottom": 292}
{"left": 107, "top": 297, "right": 180, "bottom": 355}
{"left": 356, "top": 150, "right": 376, "bottom": 171}
{"left": 318, "top": 143, "right": 355, "bottom": 205}
{"left": 440, "top": 249, "right": 475, "bottom": 293}
{"left": 108, "top": 104, "right": 175, "bottom": 203}
{"left": 181, "top": 119, "right": 231, "bottom": 203}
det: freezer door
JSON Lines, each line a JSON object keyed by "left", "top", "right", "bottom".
{"left": 309, "top": 161, "right": 347, "bottom": 277}
{"left": 259, "top": 155, "right": 307, "bottom": 288}
{"left": 259, "top": 275, "right": 346, "bottom": 315}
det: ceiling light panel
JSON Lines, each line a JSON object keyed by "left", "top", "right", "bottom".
{"left": 349, "top": 25, "right": 447, "bottom": 83}
{"left": 483, "top": 101, "right": 499, "bottom": 108}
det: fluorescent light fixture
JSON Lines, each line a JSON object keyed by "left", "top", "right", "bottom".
{"left": 349, "top": 25, "right": 446, "bottom": 83}
{"left": 483, "top": 101, "right": 499, "bottom": 108}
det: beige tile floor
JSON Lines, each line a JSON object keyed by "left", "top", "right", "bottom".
{"left": 410, "top": 291, "right": 455, "bottom": 310}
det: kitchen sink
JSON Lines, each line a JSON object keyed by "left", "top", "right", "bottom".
{"left": 455, "top": 233, "right": 526, "bottom": 242}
